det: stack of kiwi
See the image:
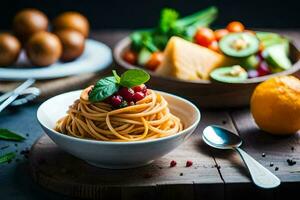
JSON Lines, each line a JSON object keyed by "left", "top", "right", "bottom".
{"left": 0, "top": 9, "right": 90, "bottom": 67}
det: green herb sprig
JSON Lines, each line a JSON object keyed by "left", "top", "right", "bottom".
{"left": 0, "top": 152, "right": 16, "bottom": 164}
{"left": 0, "top": 129, "right": 25, "bottom": 141}
{"left": 89, "top": 69, "right": 150, "bottom": 102}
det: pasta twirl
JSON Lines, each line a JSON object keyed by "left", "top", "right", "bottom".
{"left": 55, "top": 90, "right": 183, "bottom": 142}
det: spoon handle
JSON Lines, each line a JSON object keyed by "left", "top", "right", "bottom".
{"left": 235, "top": 147, "right": 280, "bottom": 189}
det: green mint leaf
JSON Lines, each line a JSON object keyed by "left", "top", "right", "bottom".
{"left": 0, "top": 152, "right": 16, "bottom": 164}
{"left": 0, "top": 129, "right": 25, "bottom": 141}
{"left": 89, "top": 76, "right": 119, "bottom": 102}
{"left": 112, "top": 70, "right": 120, "bottom": 83}
{"left": 120, "top": 69, "right": 150, "bottom": 88}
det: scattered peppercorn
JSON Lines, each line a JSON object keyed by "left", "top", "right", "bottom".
{"left": 170, "top": 160, "right": 177, "bottom": 167}
{"left": 222, "top": 120, "right": 227, "bottom": 124}
{"left": 14, "top": 143, "right": 18, "bottom": 147}
{"left": 186, "top": 160, "right": 193, "bottom": 167}
{"left": 287, "top": 159, "right": 296, "bottom": 166}
{"left": 26, "top": 133, "right": 29, "bottom": 137}
{"left": 275, "top": 167, "right": 279, "bottom": 171}
{"left": 291, "top": 147, "right": 295, "bottom": 151}
{"left": 270, "top": 162, "right": 274, "bottom": 167}
{"left": 214, "top": 164, "right": 221, "bottom": 169}
{"left": 180, "top": 173, "right": 183, "bottom": 176}
{"left": 262, "top": 153, "right": 266, "bottom": 157}
{"left": 20, "top": 148, "right": 30, "bottom": 159}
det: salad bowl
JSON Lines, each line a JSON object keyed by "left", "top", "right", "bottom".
{"left": 114, "top": 36, "right": 300, "bottom": 108}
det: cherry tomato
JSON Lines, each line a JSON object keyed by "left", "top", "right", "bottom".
{"left": 123, "top": 50, "right": 137, "bottom": 65}
{"left": 214, "top": 29, "right": 229, "bottom": 41}
{"left": 227, "top": 21, "right": 245, "bottom": 32}
{"left": 194, "top": 27, "right": 215, "bottom": 47}
{"left": 145, "top": 52, "right": 163, "bottom": 71}
{"left": 208, "top": 40, "right": 219, "bottom": 52}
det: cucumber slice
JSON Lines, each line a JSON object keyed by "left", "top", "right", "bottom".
{"left": 263, "top": 44, "right": 292, "bottom": 71}
{"left": 210, "top": 65, "right": 248, "bottom": 83}
{"left": 219, "top": 33, "right": 259, "bottom": 58}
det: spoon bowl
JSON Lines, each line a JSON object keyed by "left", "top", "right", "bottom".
{"left": 203, "top": 125, "right": 242, "bottom": 149}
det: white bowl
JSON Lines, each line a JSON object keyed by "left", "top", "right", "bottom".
{"left": 37, "top": 90, "right": 201, "bottom": 169}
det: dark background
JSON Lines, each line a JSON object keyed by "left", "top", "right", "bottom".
{"left": 0, "top": 0, "right": 300, "bottom": 30}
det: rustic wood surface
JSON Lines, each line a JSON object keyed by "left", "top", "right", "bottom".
{"left": 6, "top": 30, "right": 299, "bottom": 200}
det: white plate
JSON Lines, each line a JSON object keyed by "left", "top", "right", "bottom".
{"left": 0, "top": 39, "right": 112, "bottom": 80}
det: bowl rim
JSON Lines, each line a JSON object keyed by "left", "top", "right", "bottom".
{"left": 114, "top": 36, "right": 300, "bottom": 85}
{"left": 37, "top": 90, "right": 201, "bottom": 145}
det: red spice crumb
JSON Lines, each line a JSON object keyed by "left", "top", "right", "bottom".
{"left": 186, "top": 160, "right": 193, "bottom": 167}
{"left": 170, "top": 160, "right": 177, "bottom": 167}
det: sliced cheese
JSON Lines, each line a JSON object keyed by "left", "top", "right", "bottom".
{"left": 156, "top": 36, "right": 234, "bottom": 80}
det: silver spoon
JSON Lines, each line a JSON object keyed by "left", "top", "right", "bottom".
{"left": 202, "top": 125, "right": 280, "bottom": 189}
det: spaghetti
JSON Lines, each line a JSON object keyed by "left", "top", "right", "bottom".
{"left": 55, "top": 89, "right": 183, "bottom": 142}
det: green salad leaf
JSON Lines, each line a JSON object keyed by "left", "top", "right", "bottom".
{"left": 0, "top": 129, "right": 25, "bottom": 141}
{"left": 88, "top": 69, "right": 150, "bottom": 102}
{"left": 130, "top": 6, "right": 218, "bottom": 52}
{"left": 89, "top": 76, "right": 119, "bottom": 102}
{"left": 159, "top": 8, "right": 179, "bottom": 33}
{"left": 120, "top": 69, "right": 150, "bottom": 88}
{"left": 0, "top": 152, "right": 16, "bottom": 164}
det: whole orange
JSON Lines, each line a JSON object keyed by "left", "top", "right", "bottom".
{"left": 250, "top": 76, "right": 300, "bottom": 135}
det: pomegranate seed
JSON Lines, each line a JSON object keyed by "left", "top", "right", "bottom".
{"left": 118, "top": 87, "right": 134, "bottom": 101}
{"left": 186, "top": 160, "right": 193, "bottom": 167}
{"left": 170, "top": 160, "right": 177, "bottom": 167}
{"left": 132, "top": 92, "right": 145, "bottom": 102}
{"left": 257, "top": 61, "right": 271, "bottom": 76}
{"left": 110, "top": 95, "right": 122, "bottom": 107}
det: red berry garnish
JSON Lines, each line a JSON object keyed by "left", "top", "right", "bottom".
{"left": 132, "top": 92, "right": 145, "bottom": 102}
{"left": 170, "top": 160, "right": 177, "bottom": 167}
{"left": 133, "top": 85, "right": 143, "bottom": 92}
{"left": 118, "top": 87, "right": 134, "bottom": 101}
{"left": 186, "top": 160, "right": 193, "bottom": 167}
{"left": 110, "top": 95, "right": 122, "bottom": 107}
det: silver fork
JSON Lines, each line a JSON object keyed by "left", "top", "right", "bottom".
{"left": 0, "top": 79, "right": 35, "bottom": 112}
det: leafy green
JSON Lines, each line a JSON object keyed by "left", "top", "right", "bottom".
{"left": 120, "top": 69, "right": 150, "bottom": 88}
{"left": 0, "top": 129, "right": 25, "bottom": 141}
{"left": 89, "top": 76, "right": 119, "bottom": 102}
{"left": 0, "top": 152, "right": 15, "bottom": 164}
{"left": 130, "top": 6, "right": 218, "bottom": 52}
{"left": 88, "top": 69, "right": 150, "bottom": 102}
{"left": 159, "top": 8, "right": 179, "bottom": 33}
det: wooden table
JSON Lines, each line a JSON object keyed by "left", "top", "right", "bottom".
{"left": 0, "top": 30, "right": 300, "bottom": 200}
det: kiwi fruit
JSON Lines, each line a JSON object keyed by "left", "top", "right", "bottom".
{"left": 55, "top": 29, "right": 85, "bottom": 61}
{"left": 26, "top": 31, "right": 62, "bottom": 66}
{"left": 0, "top": 33, "right": 21, "bottom": 66}
{"left": 52, "top": 12, "right": 90, "bottom": 38}
{"left": 13, "top": 8, "right": 48, "bottom": 44}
